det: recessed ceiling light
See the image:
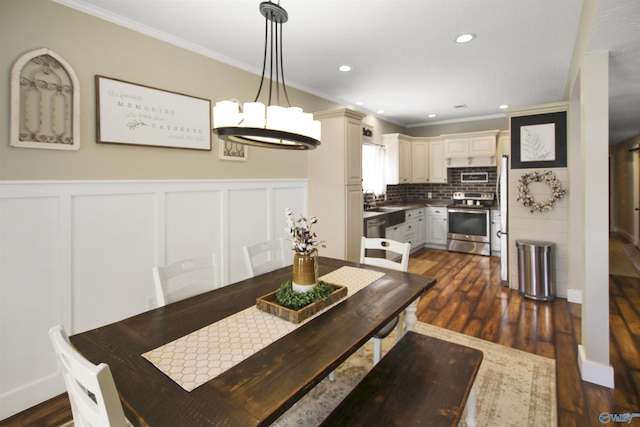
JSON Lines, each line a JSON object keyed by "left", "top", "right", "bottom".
{"left": 499, "top": 104, "right": 510, "bottom": 109}
{"left": 428, "top": 113, "right": 437, "bottom": 118}
{"left": 355, "top": 101, "right": 365, "bottom": 106}
{"left": 455, "top": 33, "right": 476, "bottom": 43}
{"left": 338, "top": 65, "right": 352, "bottom": 72}
{"left": 376, "top": 110, "right": 385, "bottom": 115}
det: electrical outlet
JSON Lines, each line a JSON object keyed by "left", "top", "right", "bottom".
{"left": 428, "top": 192, "right": 433, "bottom": 199}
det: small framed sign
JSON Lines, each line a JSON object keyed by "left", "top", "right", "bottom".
{"left": 511, "top": 111, "right": 567, "bottom": 169}
{"left": 461, "top": 172, "right": 488, "bottom": 183}
{"left": 96, "top": 76, "right": 211, "bottom": 150}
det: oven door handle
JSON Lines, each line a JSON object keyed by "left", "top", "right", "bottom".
{"left": 447, "top": 208, "right": 488, "bottom": 215}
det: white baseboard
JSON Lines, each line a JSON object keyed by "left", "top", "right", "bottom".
{"left": 567, "top": 289, "right": 582, "bottom": 304}
{"left": 0, "top": 373, "right": 64, "bottom": 420}
{"left": 578, "top": 344, "right": 615, "bottom": 388}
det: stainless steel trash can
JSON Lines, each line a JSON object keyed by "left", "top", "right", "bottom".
{"left": 516, "top": 240, "right": 556, "bottom": 301}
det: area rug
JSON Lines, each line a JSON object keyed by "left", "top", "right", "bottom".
{"left": 272, "top": 321, "right": 557, "bottom": 427}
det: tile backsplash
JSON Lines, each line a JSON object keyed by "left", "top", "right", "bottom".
{"left": 385, "top": 166, "right": 498, "bottom": 202}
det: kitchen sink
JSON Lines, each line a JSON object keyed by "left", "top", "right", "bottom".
{"left": 366, "top": 206, "right": 403, "bottom": 213}
{"left": 365, "top": 206, "right": 406, "bottom": 226}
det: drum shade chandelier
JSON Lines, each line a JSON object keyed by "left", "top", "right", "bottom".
{"left": 213, "top": 1, "right": 321, "bottom": 150}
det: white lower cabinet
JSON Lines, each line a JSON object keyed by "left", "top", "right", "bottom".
{"left": 384, "top": 207, "right": 426, "bottom": 258}
{"left": 404, "top": 207, "right": 426, "bottom": 250}
{"left": 385, "top": 223, "right": 405, "bottom": 260}
{"left": 426, "top": 207, "right": 447, "bottom": 247}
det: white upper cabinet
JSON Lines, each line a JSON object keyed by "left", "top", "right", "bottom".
{"left": 444, "top": 138, "right": 469, "bottom": 158}
{"left": 411, "top": 139, "right": 429, "bottom": 183}
{"left": 383, "top": 133, "right": 412, "bottom": 184}
{"left": 497, "top": 130, "right": 510, "bottom": 157}
{"left": 345, "top": 117, "right": 363, "bottom": 186}
{"left": 468, "top": 135, "right": 496, "bottom": 156}
{"left": 428, "top": 138, "right": 447, "bottom": 183}
{"left": 443, "top": 130, "right": 499, "bottom": 167}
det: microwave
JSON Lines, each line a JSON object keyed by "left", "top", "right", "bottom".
{"left": 460, "top": 172, "right": 488, "bottom": 183}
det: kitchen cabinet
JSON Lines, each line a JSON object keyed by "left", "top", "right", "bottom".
{"left": 443, "top": 130, "right": 499, "bottom": 167}
{"left": 497, "top": 130, "right": 510, "bottom": 157}
{"left": 382, "top": 134, "right": 449, "bottom": 184}
{"left": 428, "top": 138, "right": 447, "bottom": 183}
{"left": 310, "top": 108, "right": 366, "bottom": 262}
{"left": 426, "top": 207, "right": 447, "bottom": 247}
{"left": 383, "top": 133, "right": 411, "bottom": 184}
{"left": 385, "top": 223, "right": 405, "bottom": 260}
{"left": 405, "top": 207, "right": 426, "bottom": 249}
{"left": 384, "top": 207, "right": 425, "bottom": 257}
{"left": 411, "top": 139, "right": 429, "bottom": 183}
{"left": 491, "top": 210, "right": 501, "bottom": 255}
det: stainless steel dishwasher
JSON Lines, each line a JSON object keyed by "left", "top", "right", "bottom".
{"left": 364, "top": 216, "right": 387, "bottom": 257}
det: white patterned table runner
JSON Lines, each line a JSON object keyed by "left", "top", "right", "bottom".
{"left": 142, "top": 266, "right": 385, "bottom": 391}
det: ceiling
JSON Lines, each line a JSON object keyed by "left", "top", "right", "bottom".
{"left": 57, "top": 0, "right": 640, "bottom": 145}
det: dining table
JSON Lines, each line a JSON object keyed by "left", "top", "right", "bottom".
{"left": 70, "top": 256, "right": 437, "bottom": 426}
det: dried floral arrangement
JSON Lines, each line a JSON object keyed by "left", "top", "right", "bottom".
{"left": 285, "top": 208, "right": 325, "bottom": 254}
{"left": 516, "top": 170, "right": 567, "bottom": 213}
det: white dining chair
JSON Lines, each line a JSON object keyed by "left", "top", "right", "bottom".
{"left": 243, "top": 238, "right": 288, "bottom": 277}
{"left": 48, "top": 325, "right": 132, "bottom": 427}
{"left": 360, "top": 236, "right": 411, "bottom": 365}
{"left": 152, "top": 254, "right": 219, "bottom": 307}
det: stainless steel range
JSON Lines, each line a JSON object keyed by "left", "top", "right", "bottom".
{"left": 447, "top": 192, "right": 495, "bottom": 256}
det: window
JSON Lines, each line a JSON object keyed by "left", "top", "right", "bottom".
{"left": 362, "top": 143, "right": 386, "bottom": 195}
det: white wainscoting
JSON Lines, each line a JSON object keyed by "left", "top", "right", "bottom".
{"left": 507, "top": 168, "right": 569, "bottom": 298}
{"left": 0, "top": 179, "right": 306, "bottom": 419}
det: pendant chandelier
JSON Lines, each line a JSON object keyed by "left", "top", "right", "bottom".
{"left": 212, "top": 1, "right": 321, "bottom": 150}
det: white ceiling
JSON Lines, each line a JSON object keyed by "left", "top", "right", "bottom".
{"left": 57, "top": 0, "right": 640, "bottom": 144}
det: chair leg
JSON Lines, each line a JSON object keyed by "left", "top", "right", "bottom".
{"left": 373, "top": 338, "right": 382, "bottom": 365}
{"left": 329, "top": 371, "right": 335, "bottom": 382}
{"left": 396, "top": 315, "right": 404, "bottom": 341}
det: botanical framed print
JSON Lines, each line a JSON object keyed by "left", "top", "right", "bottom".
{"left": 96, "top": 75, "right": 211, "bottom": 150}
{"left": 511, "top": 111, "right": 567, "bottom": 169}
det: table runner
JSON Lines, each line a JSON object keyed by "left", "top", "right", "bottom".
{"left": 142, "top": 266, "right": 385, "bottom": 391}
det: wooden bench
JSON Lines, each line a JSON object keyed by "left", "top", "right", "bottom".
{"left": 320, "top": 331, "right": 483, "bottom": 427}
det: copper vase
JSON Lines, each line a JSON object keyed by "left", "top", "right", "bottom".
{"left": 292, "top": 252, "right": 318, "bottom": 293}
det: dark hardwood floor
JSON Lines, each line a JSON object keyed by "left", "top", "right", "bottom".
{"left": 412, "top": 243, "right": 640, "bottom": 427}
{"left": 2, "top": 239, "right": 639, "bottom": 427}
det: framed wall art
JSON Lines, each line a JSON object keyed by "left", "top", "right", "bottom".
{"left": 11, "top": 48, "right": 80, "bottom": 150}
{"left": 218, "top": 139, "right": 248, "bottom": 161}
{"left": 511, "top": 111, "right": 567, "bottom": 169}
{"left": 96, "top": 76, "right": 211, "bottom": 150}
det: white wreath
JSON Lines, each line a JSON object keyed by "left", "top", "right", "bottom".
{"left": 516, "top": 170, "right": 566, "bottom": 213}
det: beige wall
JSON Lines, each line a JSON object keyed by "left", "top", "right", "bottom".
{"left": 0, "top": 0, "right": 348, "bottom": 180}
{"left": 406, "top": 116, "right": 508, "bottom": 137}
{"left": 611, "top": 135, "right": 640, "bottom": 240}
{"left": 362, "top": 115, "right": 406, "bottom": 144}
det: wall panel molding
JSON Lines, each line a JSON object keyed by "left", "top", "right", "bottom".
{"left": 0, "top": 178, "right": 307, "bottom": 419}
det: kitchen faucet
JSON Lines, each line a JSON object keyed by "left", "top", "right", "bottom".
{"left": 363, "top": 189, "right": 376, "bottom": 210}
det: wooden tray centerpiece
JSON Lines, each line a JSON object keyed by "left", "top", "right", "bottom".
{"left": 256, "top": 281, "right": 347, "bottom": 323}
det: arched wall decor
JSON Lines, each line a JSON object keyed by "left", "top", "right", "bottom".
{"left": 10, "top": 48, "right": 80, "bottom": 150}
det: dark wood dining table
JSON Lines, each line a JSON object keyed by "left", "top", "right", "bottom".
{"left": 70, "top": 257, "right": 436, "bottom": 426}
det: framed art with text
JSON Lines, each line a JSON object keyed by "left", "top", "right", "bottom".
{"left": 96, "top": 75, "right": 211, "bottom": 150}
{"left": 511, "top": 111, "right": 567, "bottom": 169}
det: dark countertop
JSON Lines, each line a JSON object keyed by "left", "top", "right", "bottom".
{"left": 363, "top": 200, "right": 450, "bottom": 220}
